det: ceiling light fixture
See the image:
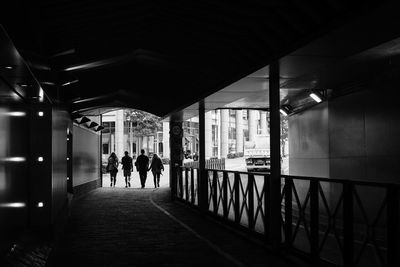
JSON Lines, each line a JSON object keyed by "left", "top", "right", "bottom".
{"left": 61, "top": 79, "right": 79, "bottom": 87}
{"left": 279, "top": 104, "right": 292, "bottom": 116}
{"left": 17, "top": 83, "right": 29, "bottom": 88}
{"left": 40, "top": 81, "right": 56, "bottom": 86}
{"left": 309, "top": 91, "right": 323, "bottom": 103}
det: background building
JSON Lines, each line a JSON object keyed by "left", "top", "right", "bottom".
{"left": 102, "top": 109, "right": 278, "bottom": 161}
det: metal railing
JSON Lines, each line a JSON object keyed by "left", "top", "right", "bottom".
{"left": 183, "top": 158, "right": 225, "bottom": 170}
{"left": 174, "top": 167, "right": 400, "bottom": 267}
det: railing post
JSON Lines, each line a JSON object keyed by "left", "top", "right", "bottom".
{"left": 248, "top": 173, "right": 255, "bottom": 230}
{"left": 234, "top": 172, "right": 240, "bottom": 224}
{"left": 223, "top": 172, "right": 228, "bottom": 218}
{"left": 310, "top": 180, "right": 319, "bottom": 265}
{"left": 269, "top": 60, "right": 282, "bottom": 248}
{"left": 264, "top": 175, "right": 271, "bottom": 241}
{"left": 387, "top": 185, "right": 400, "bottom": 267}
{"left": 179, "top": 167, "right": 183, "bottom": 199}
{"left": 213, "top": 170, "right": 218, "bottom": 214}
{"left": 191, "top": 168, "right": 195, "bottom": 204}
{"left": 343, "top": 181, "right": 354, "bottom": 267}
{"left": 185, "top": 168, "right": 189, "bottom": 202}
{"left": 284, "top": 177, "right": 293, "bottom": 248}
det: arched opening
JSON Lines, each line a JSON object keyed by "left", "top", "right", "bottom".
{"left": 100, "top": 108, "right": 169, "bottom": 189}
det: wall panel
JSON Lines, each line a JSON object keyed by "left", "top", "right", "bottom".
{"left": 72, "top": 124, "right": 100, "bottom": 189}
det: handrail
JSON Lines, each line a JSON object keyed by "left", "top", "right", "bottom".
{"left": 181, "top": 166, "right": 400, "bottom": 187}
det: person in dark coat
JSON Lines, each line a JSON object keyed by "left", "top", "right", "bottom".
{"left": 121, "top": 151, "right": 133, "bottom": 188}
{"left": 135, "top": 149, "right": 149, "bottom": 188}
{"left": 107, "top": 152, "right": 119, "bottom": 187}
{"left": 148, "top": 153, "right": 164, "bottom": 188}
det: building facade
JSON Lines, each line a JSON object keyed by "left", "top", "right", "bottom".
{"left": 102, "top": 109, "right": 271, "bottom": 161}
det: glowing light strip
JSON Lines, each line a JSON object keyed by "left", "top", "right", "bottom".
{"left": 0, "top": 111, "right": 26, "bottom": 117}
{"left": 0, "top": 202, "right": 26, "bottom": 208}
{"left": 310, "top": 93, "right": 322, "bottom": 103}
{"left": 61, "top": 79, "right": 79, "bottom": 86}
{"left": 0, "top": 157, "right": 26, "bottom": 162}
{"left": 279, "top": 109, "right": 288, "bottom": 116}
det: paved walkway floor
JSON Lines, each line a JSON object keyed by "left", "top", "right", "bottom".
{"left": 48, "top": 187, "right": 299, "bottom": 267}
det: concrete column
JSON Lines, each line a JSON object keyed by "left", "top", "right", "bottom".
{"left": 129, "top": 122, "right": 133, "bottom": 155}
{"left": 142, "top": 135, "right": 148, "bottom": 153}
{"left": 236, "top": 110, "right": 244, "bottom": 153}
{"left": 115, "top": 109, "right": 124, "bottom": 158}
{"left": 248, "top": 110, "right": 257, "bottom": 142}
{"left": 205, "top": 111, "right": 212, "bottom": 159}
{"left": 261, "top": 111, "right": 268, "bottom": 135}
{"left": 162, "top": 122, "right": 170, "bottom": 158}
{"left": 220, "top": 109, "right": 229, "bottom": 158}
{"left": 110, "top": 134, "right": 115, "bottom": 154}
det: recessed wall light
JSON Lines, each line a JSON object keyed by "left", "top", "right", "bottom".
{"left": 37, "top": 202, "right": 44, "bottom": 208}
{"left": 4, "top": 65, "right": 15, "bottom": 70}
{"left": 38, "top": 111, "right": 44, "bottom": 117}
{"left": 37, "top": 157, "right": 44, "bottom": 162}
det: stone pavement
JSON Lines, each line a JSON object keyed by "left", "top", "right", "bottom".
{"left": 102, "top": 165, "right": 170, "bottom": 189}
{"left": 47, "top": 186, "right": 300, "bottom": 267}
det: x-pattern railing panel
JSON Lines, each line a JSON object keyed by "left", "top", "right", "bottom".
{"left": 317, "top": 182, "right": 344, "bottom": 264}
{"left": 207, "top": 171, "right": 214, "bottom": 210}
{"left": 226, "top": 173, "right": 236, "bottom": 219}
{"left": 238, "top": 173, "right": 250, "bottom": 226}
{"left": 253, "top": 175, "right": 266, "bottom": 233}
{"left": 353, "top": 186, "right": 387, "bottom": 267}
{"left": 216, "top": 171, "right": 224, "bottom": 215}
{"left": 292, "top": 181, "right": 312, "bottom": 251}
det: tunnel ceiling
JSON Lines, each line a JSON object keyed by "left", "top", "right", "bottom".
{"left": 0, "top": 0, "right": 396, "bottom": 117}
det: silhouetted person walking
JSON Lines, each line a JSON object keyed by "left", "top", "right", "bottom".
{"left": 135, "top": 149, "right": 149, "bottom": 188}
{"left": 149, "top": 153, "right": 164, "bottom": 188}
{"left": 121, "top": 151, "right": 133, "bottom": 188}
{"left": 107, "top": 152, "right": 119, "bottom": 187}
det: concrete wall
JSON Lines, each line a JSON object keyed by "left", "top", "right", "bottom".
{"left": 51, "top": 108, "right": 70, "bottom": 221}
{"left": 290, "top": 82, "right": 400, "bottom": 183}
{"left": 288, "top": 75, "right": 400, "bottom": 226}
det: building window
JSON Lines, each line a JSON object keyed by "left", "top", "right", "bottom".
{"left": 103, "top": 144, "right": 109, "bottom": 155}
{"left": 244, "top": 129, "right": 249, "bottom": 141}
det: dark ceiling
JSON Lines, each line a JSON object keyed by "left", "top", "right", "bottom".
{"left": 0, "top": 0, "right": 393, "bottom": 117}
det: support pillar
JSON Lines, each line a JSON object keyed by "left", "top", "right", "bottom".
{"left": 162, "top": 122, "right": 170, "bottom": 158}
{"left": 220, "top": 109, "right": 229, "bottom": 158}
{"left": 261, "top": 111, "right": 268, "bottom": 135}
{"left": 169, "top": 117, "right": 183, "bottom": 200}
{"left": 235, "top": 110, "right": 244, "bottom": 153}
{"left": 248, "top": 110, "right": 257, "bottom": 142}
{"left": 205, "top": 111, "right": 212, "bottom": 159}
{"left": 199, "top": 101, "right": 208, "bottom": 210}
{"left": 269, "top": 61, "right": 282, "bottom": 248}
{"left": 115, "top": 110, "right": 124, "bottom": 158}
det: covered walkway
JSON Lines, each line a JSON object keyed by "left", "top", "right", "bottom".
{"left": 47, "top": 187, "right": 297, "bottom": 267}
